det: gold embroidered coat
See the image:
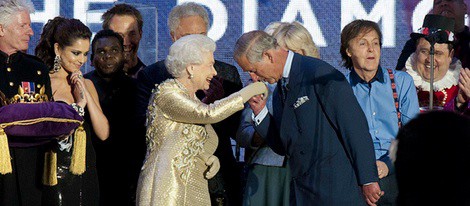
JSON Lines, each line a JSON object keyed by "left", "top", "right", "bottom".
{"left": 136, "top": 79, "right": 244, "bottom": 206}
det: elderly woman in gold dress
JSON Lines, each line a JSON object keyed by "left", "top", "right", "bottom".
{"left": 136, "top": 34, "right": 267, "bottom": 205}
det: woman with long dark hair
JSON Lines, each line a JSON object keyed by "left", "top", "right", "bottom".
{"left": 35, "top": 16, "right": 109, "bottom": 205}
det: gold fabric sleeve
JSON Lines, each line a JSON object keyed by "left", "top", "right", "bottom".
{"left": 155, "top": 82, "right": 244, "bottom": 124}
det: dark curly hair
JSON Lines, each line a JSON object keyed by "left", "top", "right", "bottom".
{"left": 35, "top": 17, "right": 91, "bottom": 70}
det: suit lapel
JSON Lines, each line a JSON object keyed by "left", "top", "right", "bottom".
{"left": 272, "top": 54, "right": 303, "bottom": 130}
{"left": 278, "top": 54, "right": 304, "bottom": 152}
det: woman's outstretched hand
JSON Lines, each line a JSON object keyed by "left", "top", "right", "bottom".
{"left": 239, "top": 81, "right": 268, "bottom": 103}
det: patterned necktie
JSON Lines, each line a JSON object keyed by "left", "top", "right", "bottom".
{"left": 278, "top": 77, "right": 288, "bottom": 104}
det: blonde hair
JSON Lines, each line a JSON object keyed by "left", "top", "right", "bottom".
{"left": 273, "top": 21, "right": 320, "bottom": 58}
{"left": 264, "top": 21, "right": 288, "bottom": 36}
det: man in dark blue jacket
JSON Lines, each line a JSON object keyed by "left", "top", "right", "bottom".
{"left": 234, "top": 30, "right": 382, "bottom": 206}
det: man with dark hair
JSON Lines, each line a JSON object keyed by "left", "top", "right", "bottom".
{"left": 0, "top": 0, "right": 52, "bottom": 205}
{"left": 396, "top": 0, "right": 469, "bottom": 69}
{"left": 341, "top": 19, "right": 420, "bottom": 206}
{"left": 85, "top": 29, "right": 145, "bottom": 206}
{"left": 102, "top": 3, "right": 145, "bottom": 78}
{"left": 137, "top": 2, "right": 244, "bottom": 205}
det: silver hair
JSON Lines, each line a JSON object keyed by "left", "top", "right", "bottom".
{"left": 165, "top": 34, "right": 216, "bottom": 78}
{"left": 234, "top": 30, "right": 278, "bottom": 63}
{"left": 0, "top": 0, "right": 34, "bottom": 26}
{"left": 168, "top": 2, "right": 210, "bottom": 34}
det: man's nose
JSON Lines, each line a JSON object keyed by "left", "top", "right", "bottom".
{"left": 26, "top": 26, "right": 33, "bottom": 36}
{"left": 123, "top": 36, "right": 131, "bottom": 46}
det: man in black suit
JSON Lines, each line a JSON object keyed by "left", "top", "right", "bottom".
{"left": 234, "top": 30, "right": 382, "bottom": 205}
{"left": 85, "top": 29, "right": 143, "bottom": 205}
{"left": 136, "top": 2, "right": 243, "bottom": 205}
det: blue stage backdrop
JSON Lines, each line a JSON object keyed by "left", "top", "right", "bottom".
{"left": 29, "top": 0, "right": 469, "bottom": 83}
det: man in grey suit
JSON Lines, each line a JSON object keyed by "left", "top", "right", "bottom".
{"left": 234, "top": 30, "right": 382, "bottom": 206}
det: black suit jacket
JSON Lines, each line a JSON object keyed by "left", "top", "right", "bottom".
{"left": 256, "top": 54, "right": 378, "bottom": 205}
{"left": 136, "top": 59, "right": 244, "bottom": 204}
{"left": 84, "top": 70, "right": 145, "bottom": 205}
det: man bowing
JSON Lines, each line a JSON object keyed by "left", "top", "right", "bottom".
{"left": 234, "top": 30, "right": 382, "bottom": 206}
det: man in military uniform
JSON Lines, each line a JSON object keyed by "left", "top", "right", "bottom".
{"left": 0, "top": 0, "right": 52, "bottom": 205}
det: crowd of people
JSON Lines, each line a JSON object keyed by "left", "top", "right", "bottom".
{"left": 0, "top": 0, "right": 469, "bottom": 206}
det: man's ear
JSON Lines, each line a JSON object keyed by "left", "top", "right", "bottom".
{"left": 0, "top": 24, "right": 5, "bottom": 37}
{"left": 346, "top": 48, "right": 352, "bottom": 58}
{"left": 138, "top": 29, "right": 143, "bottom": 40}
{"left": 264, "top": 50, "right": 274, "bottom": 63}
{"left": 170, "top": 31, "right": 177, "bottom": 42}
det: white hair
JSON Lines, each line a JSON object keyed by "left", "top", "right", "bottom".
{"left": 0, "top": 0, "right": 34, "bottom": 26}
{"left": 165, "top": 34, "right": 216, "bottom": 78}
{"left": 168, "top": 2, "right": 210, "bottom": 35}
